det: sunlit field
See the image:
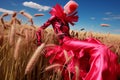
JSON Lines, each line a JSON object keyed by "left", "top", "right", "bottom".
{"left": 0, "top": 22, "right": 120, "bottom": 80}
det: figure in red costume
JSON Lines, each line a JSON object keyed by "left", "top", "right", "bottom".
{"left": 36, "top": 0, "right": 120, "bottom": 80}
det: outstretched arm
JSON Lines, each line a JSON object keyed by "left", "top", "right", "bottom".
{"left": 36, "top": 16, "right": 55, "bottom": 46}
{"left": 39, "top": 15, "right": 55, "bottom": 29}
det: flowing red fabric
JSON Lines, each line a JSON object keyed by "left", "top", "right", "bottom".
{"left": 36, "top": 3, "right": 120, "bottom": 80}
{"left": 45, "top": 37, "right": 120, "bottom": 80}
{"left": 49, "top": 4, "right": 78, "bottom": 25}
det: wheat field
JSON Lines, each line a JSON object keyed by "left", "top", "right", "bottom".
{"left": 0, "top": 22, "right": 120, "bottom": 80}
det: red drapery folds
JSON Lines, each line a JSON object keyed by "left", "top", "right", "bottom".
{"left": 49, "top": 4, "right": 78, "bottom": 26}
{"left": 36, "top": 3, "right": 120, "bottom": 80}
{"left": 45, "top": 37, "right": 120, "bottom": 80}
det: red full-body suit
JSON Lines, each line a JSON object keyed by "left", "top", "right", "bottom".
{"left": 36, "top": 4, "right": 120, "bottom": 80}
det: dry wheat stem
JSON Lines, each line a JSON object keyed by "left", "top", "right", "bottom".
{"left": 31, "top": 29, "right": 35, "bottom": 40}
{"left": 34, "top": 14, "right": 44, "bottom": 17}
{"left": 64, "top": 56, "right": 73, "bottom": 65}
{"left": 68, "top": 70, "right": 72, "bottom": 80}
{"left": 14, "top": 37, "right": 22, "bottom": 60}
{"left": 1, "top": 13, "right": 8, "bottom": 18}
{"left": 25, "top": 43, "right": 45, "bottom": 75}
{"left": 9, "top": 25, "right": 15, "bottom": 46}
{"left": 25, "top": 29, "right": 29, "bottom": 43}
{"left": 0, "top": 18, "right": 5, "bottom": 25}
{"left": 20, "top": 11, "right": 33, "bottom": 19}
{"left": 16, "top": 32, "right": 25, "bottom": 38}
{"left": 56, "top": 69, "right": 62, "bottom": 80}
{"left": 45, "top": 64, "right": 62, "bottom": 72}
{"left": 75, "top": 65, "right": 79, "bottom": 80}
{"left": 0, "top": 35, "right": 3, "bottom": 46}
{"left": 63, "top": 50, "right": 69, "bottom": 61}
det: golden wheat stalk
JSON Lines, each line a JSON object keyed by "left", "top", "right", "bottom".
{"left": 20, "top": 27, "right": 25, "bottom": 34}
{"left": 31, "top": 29, "right": 35, "bottom": 38}
{"left": 12, "top": 12, "right": 17, "bottom": 17}
{"left": 0, "top": 13, "right": 8, "bottom": 27}
{"left": 34, "top": 14, "right": 44, "bottom": 17}
{"left": 20, "top": 11, "right": 32, "bottom": 19}
{"left": 68, "top": 70, "right": 72, "bottom": 80}
{"left": 56, "top": 68, "right": 62, "bottom": 80}
{"left": 10, "top": 12, "right": 18, "bottom": 25}
{"left": 63, "top": 50, "right": 68, "bottom": 61}
{"left": 16, "top": 32, "right": 25, "bottom": 38}
{"left": 9, "top": 25, "right": 15, "bottom": 46}
{"left": 0, "top": 35, "right": 3, "bottom": 46}
{"left": 62, "top": 55, "right": 73, "bottom": 71}
{"left": 75, "top": 65, "right": 79, "bottom": 80}
{"left": 31, "top": 29, "right": 36, "bottom": 41}
{"left": 10, "top": 18, "right": 14, "bottom": 25}
{"left": 20, "top": 11, "right": 34, "bottom": 25}
{"left": 15, "top": 18, "right": 21, "bottom": 25}
{"left": 25, "top": 43, "right": 45, "bottom": 75}
{"left": 64, "top": 55, "right": 73, "bottom": 65}
{"left": 0, "top": 18, "right": 5, "bottom": 25}
{"left": 75, "top": 32, "right": 78, "bottom": 38}
{"left": 25, "top": 29, "right": 29, "bottom": 41}
{"left": 45, "top": 64, "right": 62, "bottom": 72}
{"left": 14, "top": 37, "right": 22, "bottom": 60}
{"left": 1, "top": 12, "right": 8, "bottom": 18}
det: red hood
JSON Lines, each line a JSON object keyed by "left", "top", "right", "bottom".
{"left": 49, "top": 4, "right": 79, "bottom": 26}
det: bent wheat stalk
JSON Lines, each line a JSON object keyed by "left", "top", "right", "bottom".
{"left": 20, "top": 11, "right": 32, "bottom": 19}
{"left": 45, "top": 64, "right": 62, "bottom": 72}
{"left": 1, "top": 12, "right": 8, "bottom": 18}
{"left": 20, "top": 10, "right": 34, "bottom": 25}
{"left": 25, "top": 43, "right": 45, "bottom": 75}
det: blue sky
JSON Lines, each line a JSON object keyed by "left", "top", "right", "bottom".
{"left": 0, "top": 0, "right": 120, "bottom": 34}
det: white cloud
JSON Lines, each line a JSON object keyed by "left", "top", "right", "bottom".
{"left": 23, "top": 1, "right": 51, "bottom": 11}
{"left": 105, "top": 12, "right": 112, "bottom": 15}
{"left": 112, "top": 15, "right": 120, "bottom": 20}
{"left": 102, "top": 17, "right": 111, "bottom": 21}
{"left": 106, "top": 15, "right": 120, "bottom": 20}
{"left": 103, "top": 12, "right": 120, "bottom": 20}
{"left": 90, "top": 17, "right": 96, "bottom": 20}
{"left": 0, "top": 8, "right": 14, "bottom": 14}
